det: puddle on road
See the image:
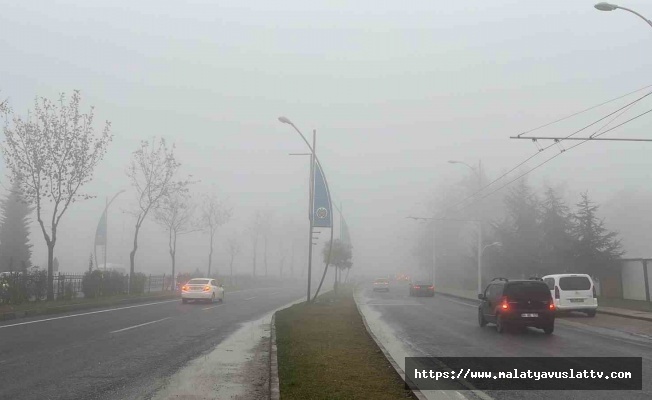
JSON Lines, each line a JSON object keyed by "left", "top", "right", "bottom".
{"left": 355, "top": 290, "right": 485, "bottom": 400}
{"left": 150, "top": 312, "right": 273, "bottom": 400}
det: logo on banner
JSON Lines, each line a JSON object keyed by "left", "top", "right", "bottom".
{"left": 316, "top": 207, "right": 328, "bottom": 219}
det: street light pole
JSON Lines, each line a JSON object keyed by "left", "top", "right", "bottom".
{"left": 595, "top": 3, "right": 652, "bottom": 28}
{"left": 449, "top": 159, "right": 484, "bottom": 294}
{"left": 307, "top": 129, "right": 316, "bottom": 303}
{"left": 279, "top": 117, "right": 319, "bottom": 303}
{"left": 476, "top": 160, "right": 483, "bottom": 295}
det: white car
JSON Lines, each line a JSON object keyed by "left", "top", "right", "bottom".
{"left": 373, "top": 278, "right": 390, "bottom": 292}
{"left": 542, "top": 274, "right": 598, "bottom": 317}
{"left": 181, "top": 278, "right": 225, "bottom": 304}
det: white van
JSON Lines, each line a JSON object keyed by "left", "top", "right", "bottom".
{"left": 542, "top": 274, "right": 598, "bottom": 317}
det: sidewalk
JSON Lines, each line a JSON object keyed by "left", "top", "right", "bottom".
{"left": 435, "top": 287, "right": 652, "bottom": 323}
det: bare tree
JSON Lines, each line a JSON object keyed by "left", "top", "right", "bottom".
{"left": 1, "top": 91, "right": 112, "bottom": 300}
{"left": 155, "top": 191, "right": 196, "bottom": 289}
{"left": 247, "top": 211, "right": 264, "bottom": 276}
{"left": 201, "top": 194, "right": 232, "bottom": 277}
{"left": 127, "top": 137, "right": 189, "bottom": 288}
{"left": 260, "top": 213, "right": 273, "bottom": 277}
{"left": 227, "top": 234, "right": 240, "bottom": 285}
{"left": 278, "top": 239, "right": 286, "bottom": 277}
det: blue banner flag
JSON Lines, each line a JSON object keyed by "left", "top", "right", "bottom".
{"left": 341, "top": 216, "right": 351, "bottom": 246}
{"left": 312, "top": 161, "right": 332, "bottom": 228}
{"left": 95, "top": 211, "right": 107, "bottom": 246}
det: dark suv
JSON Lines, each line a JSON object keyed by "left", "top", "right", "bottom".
{"left": 478, "top": 278, "right": 555, "bottom": 334}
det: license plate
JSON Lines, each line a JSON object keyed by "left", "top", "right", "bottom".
{"left": 570, "top": 299, "right": 585, "bottom": 303}
{"left": 521, "top": 313, "right": 538, "bottom": 318}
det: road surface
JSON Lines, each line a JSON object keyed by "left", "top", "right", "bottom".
{"left": 0, "top": 285, "right": 305, "bottom": 400}
{"left": 358, "top": 281, "right": 652, "bottom": 400}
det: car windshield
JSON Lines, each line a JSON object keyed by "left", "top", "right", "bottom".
{"left": 559, "top": 276, "right": 591, "bottom": 290}
{"left": 188, "top": 279, "right": 209, "bottom": 285}
{"left": 375, "top": 279, "right": 389, "bottom": 283}
{"left": 503, "top": 282, "right": 551, "bottom": 300}
{"left": 414, "top": 282, "right": 431, "bottom": 286}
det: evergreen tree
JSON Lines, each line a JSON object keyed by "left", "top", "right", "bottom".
{"left": 539, "top": 187, "right": 576, "bottom": 274}
{"left": 494, "top": 179, "right": 541, "bottom": 277}
{"left": 0, "top": 181, "right": 34, "bottom": 272}
{"left": 572, "top": 192, "right": 624, "bottom": 274}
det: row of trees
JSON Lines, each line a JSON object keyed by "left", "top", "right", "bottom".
{"left": 489, "top": 181, "right": 623, "bottom": 279}
{"left": 0, "top": 90, "right": 312, "bottom": 302}
{"left": 415, "top": 174, "right": 624, "bottom": 289}
{"left": 0, "top": 91, "right": 242, "bottom": 299}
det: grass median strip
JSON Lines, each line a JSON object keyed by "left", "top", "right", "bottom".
{"left": 275, "top": 286, "right": 415, "bottom": 400}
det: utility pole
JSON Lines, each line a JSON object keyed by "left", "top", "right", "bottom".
{"left": 306, "top": 129, "right": 316, "bottom": 302}
{"left": 104, "top": 196, "right": 108, "bottom": 271}
{"left": 477, "top": 159, "right": 483, "bottom": 295}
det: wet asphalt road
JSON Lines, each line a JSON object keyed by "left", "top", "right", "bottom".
{"left": 0, "top": 284, "right": 304, "bottom": 400}
{"left": 360, "top": 281, "right": 652, "bottom": 400}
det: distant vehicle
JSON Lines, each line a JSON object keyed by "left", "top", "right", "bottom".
{"left": 373, "top": 278, "right": 390, "bottom": 292}
{"left": 409, "top": 281, "right": 434, "bottom": 297}
{"left": 542, "top": 274, "right": 597, "bottom": 317}
{"left": 478, "top": 277, "right": 555, "bottom": 334}
{"left": 181, "top": 278, "right": 225, "bottom": 304}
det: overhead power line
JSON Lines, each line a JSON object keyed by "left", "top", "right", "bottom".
{"left": 443, "top": 105, "right": 652, "bottom": 217}
{"left": 516, "top": 83, "right": 652, "bottom": 137}
{"left": 435, "top": 86, "right": 652, "bottom": 218}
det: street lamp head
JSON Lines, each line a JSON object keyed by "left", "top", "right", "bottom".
{"left": 278, "top": 116, "right": 292, "bottom": 125}
{"left": 595, "top": 2, "right": 618, "bottom": 11}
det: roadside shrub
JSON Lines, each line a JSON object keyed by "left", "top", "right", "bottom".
{"left": 82, "top": 270, "right": 103, "bottom": 299}
{"left": 63, "top": 281, "right": 75, "bottom": 300}
{"left": 26, "top": 268, "right": 47, "bottom": 301}
{"left": 103, "top": 270, "right": 126, "bottom": 296}
{"left": 130, "top": 272, "right": 147, "bottom": 294}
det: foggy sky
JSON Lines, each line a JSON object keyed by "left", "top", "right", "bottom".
{"left": 1, "top": 1, "right": 651, "bottom": 276}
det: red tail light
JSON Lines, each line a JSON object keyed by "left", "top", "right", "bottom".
{"left": 203, "top": 286, "right": 211, "bottom": 292}
{"left": 554, "top": 286, "right": 560, "bottom": 299}
{"left": 500, "top": 297, "right": 509, "bottom": 310}
{"left": 414, "top": 286, "right": 420, "bottom": 289}
{"left": 592, "top": 286, "right": 597, "bottom": 298}
{"left": 549, "top": 302, "right": 555, "bottom": 311}
{"left": 428, "top": 286, "right": 434, "bottom": 289}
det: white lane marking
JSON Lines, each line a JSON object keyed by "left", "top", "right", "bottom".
{"left": 202, "top": 304, "right": 224, "bottom": 311}
{"left": 438, "top": 297, "right": 477, "bottom": 308}
{"left": 0, "top": 299, "right": 179, "bottom": 330}
{"left": 110, "top": 317, "right": 170, "bottom": 334}
{"left": 244, "top": 297, "right": 257, "bottom": 300}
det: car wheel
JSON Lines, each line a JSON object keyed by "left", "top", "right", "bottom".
{"left": 586, "top": 310, "right": 596, "bottom": 318}
{"left": 543, "top": 324, "right": 554, "bottom": 335}
{"left": 182, "top": 298, "right": 188, "bottom": 304}
{"left": 478, "top": 308, "right": 487, "bottom": 327}
{"left": 496, "top": 314, "right": 506, "bottom": 334}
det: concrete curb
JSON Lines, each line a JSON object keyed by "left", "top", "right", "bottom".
{"left": 270, "top": 313, "right": 280, "bottom": 400}
{"left": 0, "top": 293, "right": 178, "bottom": 321}
{"left": 596, "top": 309, "right": 652, "bottom": 323}
{"left": 353, "top": 287, "right": 426, "bottom": 400}
{"left": 267, "top": 292, "right": 323, "bottom": 400}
